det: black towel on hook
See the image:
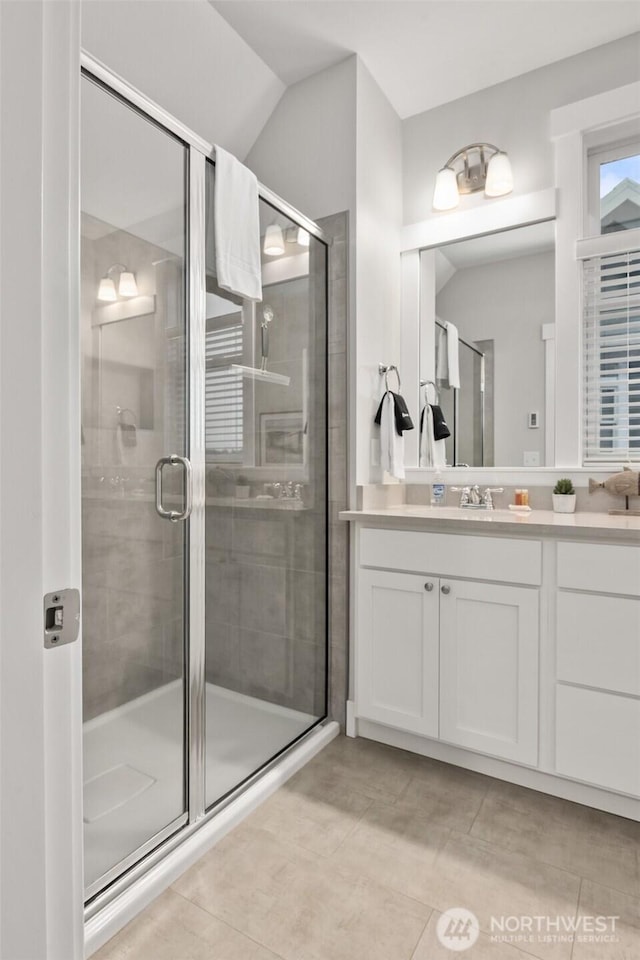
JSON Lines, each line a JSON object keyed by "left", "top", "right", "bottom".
{"left": 374, "top": 391, "right": 415, "bottom": 435}
{"left": 430, "top": 404, "right": 450, "bottom": 441}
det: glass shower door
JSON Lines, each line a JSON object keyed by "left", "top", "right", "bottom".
{"left": 203, "top": 161, "right": 328, "bottom": 808}
{"left": 80, "top": 74, "right": 189, "bottom": 898}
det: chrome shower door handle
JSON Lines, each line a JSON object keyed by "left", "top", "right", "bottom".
{"left": 155, "top": 455, "right": 193, "bottom": 522}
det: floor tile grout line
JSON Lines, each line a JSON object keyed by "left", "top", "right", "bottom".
{"left": 440, "top": 824, "right": 587, "bottom": 891}
{"left": 465, "top": 783, "right": 491, "bottom": 835}
{"left": 569, "top": 877, "right": 583, "bottom": 960}
{"left": 408, "top": 907, "right": 433, "bottom": 960}
{"left": 170, "top": 882, "right": 290, "bottom": 959}
{"left": 465, "top": 819, "right": 638, "bottom": 898}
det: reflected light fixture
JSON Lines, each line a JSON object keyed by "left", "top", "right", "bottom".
{"left": 433, "top": 143, "right": 513, "bottom": 211}
{"left": 97, "top": 263, "right": 139, "bottom": 302}
{"left": 263, "top": 223, "right": 285, "bottom": 256}
{"left": 285, "top": 226, "right": 311, "bottom": 248}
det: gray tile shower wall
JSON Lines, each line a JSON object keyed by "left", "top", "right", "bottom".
{"left": 81, "top": 496, "right": 184, "bottom": 721}
{"left": 204, "top": 212, "right": 350, "bottom": 728}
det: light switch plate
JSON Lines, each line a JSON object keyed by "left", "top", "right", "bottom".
{"left": 523, "top": 451, "right": 540, "bottom": 467}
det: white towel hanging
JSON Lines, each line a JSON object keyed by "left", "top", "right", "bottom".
{"left": 380, "top": 392, "right": 405, "bottom": 480}
{"left": 436, "top": 321, "right": 460, "bottom": 389}
{"left": 446, "top": 321, "right": 460, "bottom": 389}
{"left": 214, "top": 145, "right": 263, "bottom": 302}
{"left": 420, "top": 384, "right": 446, "bottom": 468}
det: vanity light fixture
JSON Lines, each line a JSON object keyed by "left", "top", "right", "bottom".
{"left": 97, "top": 263, "right": 139, "bottom": 302}
{"left": 433, "top": 143, "right": 513, "bottom": 211}
{"left": 263, "top": 223, "right": 285, "bottom": 256}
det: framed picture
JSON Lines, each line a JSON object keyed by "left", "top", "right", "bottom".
{"left": 260, "top": 411, "right": 305, "bottom": 466}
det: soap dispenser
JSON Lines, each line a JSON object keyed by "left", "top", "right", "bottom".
{"left": 431, "top": 470, "right": 446, "bottom": 507}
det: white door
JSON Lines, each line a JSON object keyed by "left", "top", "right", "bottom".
{"left": 357, "top": 569, "right": 439, "bottom": 736}
{"left": 439, "top": 579, "right": 539, "bottom": 765}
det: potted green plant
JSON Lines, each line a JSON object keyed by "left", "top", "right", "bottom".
{"left": 552, "top": 478, "right": 576, "bottom": 514}
{"left": 234, "top": 475, "right": 251, "bottom": 500}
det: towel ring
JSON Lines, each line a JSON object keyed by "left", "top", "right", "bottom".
{"left": 420, "top": 379, "right": 439, "bottom": 403}
{"left": 379, "top": 363, "right": 401, "bottom": 393}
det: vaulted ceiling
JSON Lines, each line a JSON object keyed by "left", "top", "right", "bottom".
{"left": 212, "top": 0, "right": 640, "bottom": 119}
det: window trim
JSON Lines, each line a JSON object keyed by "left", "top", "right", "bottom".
{"left": 586, "top": 135, "right": 640, "bottom": 237}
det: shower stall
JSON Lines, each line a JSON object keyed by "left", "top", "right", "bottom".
{"left": 80, "top": 61, "right": 329, "bottom": 907}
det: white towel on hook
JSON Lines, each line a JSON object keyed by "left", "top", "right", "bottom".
{"left": 380, "top": 392, "right": 405, "bottom": 480}
{"left": 436, "top": 320, "right": 461, "bottom": 389}
{"left": 445, "top": 321, "right": 460, "bottom": 389}
{"left": 436, "top": 324, "right": 448, "bottom": 385}
{"left": 214, "top": 145, "right": 262, "bottom": 302}
{"left": 420, "top": 385, "right": 447, "bottom": 468}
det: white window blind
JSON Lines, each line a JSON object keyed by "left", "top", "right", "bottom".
{"left": 583, "top": 248, "right": 640, "bottom": 463}
{"left": 205, "top": 318, "right": 243, "bottom": 460}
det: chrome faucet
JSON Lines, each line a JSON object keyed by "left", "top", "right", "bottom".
{"left": 452, "top": 485, "right": 504, "bottom": 509}
{"left": 482, "top": 487, "right": 504, "bottom": 509}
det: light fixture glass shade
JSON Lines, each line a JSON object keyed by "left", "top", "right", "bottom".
{"left": 297, "top": 227, "right": 310, "bottom": 247}
{"left": 263, "top": 224, "right": 285, "bottom": 256}
{"left": 118, "top": 271, "right": 138, "bottom": 298}
{"left": 485, "top": 151, "right": 513, "bottom": 197}
{"left": 97, "top": 277, "right": 117, "bottom": 302}
{"left": 432, "top": 167, "right": 459, "bottom": 211}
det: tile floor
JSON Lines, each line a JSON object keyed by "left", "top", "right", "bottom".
{"left": 94, "top": 735, "right": 640, "bottom": 960}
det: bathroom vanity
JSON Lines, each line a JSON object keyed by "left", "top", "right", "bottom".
{"left": 341, "top": 506, "right": 640, "bottom": 820}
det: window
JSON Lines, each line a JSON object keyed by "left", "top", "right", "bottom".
{"left": 205, "top": 316, "right": 243, "bottom": 461}
{"left": 583, "top": 248, "right": 640, "bottom": 463}
{"left": 588, "top": 139, "right": 640, "bottom": 236}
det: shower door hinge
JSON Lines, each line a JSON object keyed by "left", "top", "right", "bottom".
{"left": 43, "top": 588, "right": 80, "bottom": 649}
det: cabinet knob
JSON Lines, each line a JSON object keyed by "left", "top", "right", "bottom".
{"left": 441, "top": 584, "right": 451, "bottom": 595}
{"left": 424, "top": 582, "right": 434, "bottom": 592}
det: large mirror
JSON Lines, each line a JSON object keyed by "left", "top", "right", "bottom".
{"left": 419, "top": 220, "right": 555, "bottom": 467}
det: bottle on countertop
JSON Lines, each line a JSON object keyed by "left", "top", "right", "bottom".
{"left": 431, "top": 470, "right": 446, "bottom": 507}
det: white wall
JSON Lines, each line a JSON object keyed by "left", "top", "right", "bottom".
{"left": 247, "top": 56, "right": 403, "bottom": 489}
{"left": 436, "top": 251, "right": 555, "bottom": 466}
{"left": 403, "top": 32, "right": 640, "bottom": 225}
{"left": 81, "top": 0, "right": 285, "bottom": 159}
{"left": 355, "top": 60, "right": 403, "bottom": 485}
{"left": 246, "top": 56, "right": 357, "bottom": 222}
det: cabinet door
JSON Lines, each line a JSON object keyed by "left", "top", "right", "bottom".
{"left": 440, "top": 580, "right": 539, "bottom": 765}
{"left": 357, "top": 569, "right": 439, "bottom": 736}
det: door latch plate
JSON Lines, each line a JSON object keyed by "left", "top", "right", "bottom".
{"left": 44, "top": 588, "right": 80, "bottom": 649}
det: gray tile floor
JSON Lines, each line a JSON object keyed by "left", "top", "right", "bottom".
{"left": 94, "top": 735, "right": 640, "bottom": 960}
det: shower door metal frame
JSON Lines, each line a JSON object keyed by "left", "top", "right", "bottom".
{"left": 81, "top": 52, "right": 331, "bottom": 915}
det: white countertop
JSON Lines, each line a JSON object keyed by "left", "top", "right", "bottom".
{"left": 340, "top": 505, "right": 640, "bottom": 542}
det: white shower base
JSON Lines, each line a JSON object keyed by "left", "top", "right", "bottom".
{"left": 83, "top": 680, "right": 317, "bottom": 891}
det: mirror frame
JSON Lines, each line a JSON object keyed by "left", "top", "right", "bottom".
{"left": 400, "top": 188, "right": 557, "bottom": 476}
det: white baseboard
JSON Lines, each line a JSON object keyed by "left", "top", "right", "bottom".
{"left": 84, "top": 721, "right": 339, "bottom": 957}
{"left": 357, "top": 718, "right": 640, "bottom": 821}
{"left": 345, "top": 700, "right": 357, "bottom": 738}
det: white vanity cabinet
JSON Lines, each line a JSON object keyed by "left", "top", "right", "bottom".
{"left": 356, "top": 527, "right": 541, "bottom": 765}
{"left": 357, "top": 569, "right": 439, "bottom": 736}
{"left": 346, "top": 513, "right": 640, "bottom": 820}
{"left": 439, "top": 578, "right": 539, "bottom": 764}
{"left": 554, "top": 541, "right": 640, "bottom": 797}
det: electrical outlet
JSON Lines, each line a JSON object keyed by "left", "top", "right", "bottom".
{"left": 523, "top": 451, "right": 540, "bottom": 467}
{"left": 371, "top": 438, "right": 380, "bottom": 467}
